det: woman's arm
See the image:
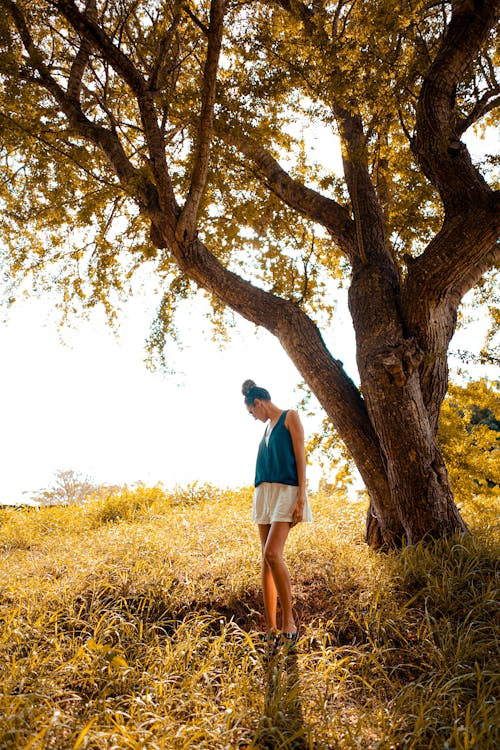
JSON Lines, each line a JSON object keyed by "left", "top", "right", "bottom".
{"left": 286, "top": 410, "right": 307, "bottom": 524}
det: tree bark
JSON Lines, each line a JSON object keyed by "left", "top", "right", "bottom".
{"left": 347, "top": 259, "right": 468, "bottom": 542}
{"left": 351, "top": 272, "right": 468, "bottom": 541}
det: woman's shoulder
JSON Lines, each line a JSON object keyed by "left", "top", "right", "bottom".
{"left": 284, "top": 409, "right": 301, "bottom": 427}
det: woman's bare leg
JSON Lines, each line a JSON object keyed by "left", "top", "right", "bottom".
{"left": 263, "top": 522, "right": 297, "bottom": 633}
{"left": 258, "top": 524, "right": 278, "bottom": 632}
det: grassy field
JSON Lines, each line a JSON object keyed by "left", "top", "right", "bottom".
{"left": 0, "top": 484, "right": 498, "bottom": 749}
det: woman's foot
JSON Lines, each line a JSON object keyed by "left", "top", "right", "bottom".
{"left": 274, "top": 630, "right": 299, "bottom": 653}
{"left": 257, "top": 629, "right": 278, "bottom": 651}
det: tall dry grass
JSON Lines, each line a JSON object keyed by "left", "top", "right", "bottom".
{"left": 0, "top": 484, "right": 498, "bottom": 749}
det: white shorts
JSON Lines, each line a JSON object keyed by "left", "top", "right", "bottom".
{"left": 252, "top": 482, "right": 313, "bottom": 524}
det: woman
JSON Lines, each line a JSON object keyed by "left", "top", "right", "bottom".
{"left": 242, "top": 379, "right": 312, "bottom": 650}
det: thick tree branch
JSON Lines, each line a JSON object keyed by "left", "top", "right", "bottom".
{"left": 404, "top": 0, "right": 500, "bottom": 420}
{"left": 4, "top": 0, "right": 157, "bottom": 213}
{"left": 265, "top": 0, "right": 394, "bottom": 271}
{"left": 334, "top": 105, "right": 400, "bottom": 275}
{"left": 177, "top": 0, "right": 224, "bottom": 241}
{"left": 54, "top": 0, "right": 177, "bottom": 215}
{"left": 413, "top": 0, "right": 500, "bottom": 214}
{"left": 405, "top": 207, "right": 500, "bottom": 315}
{"left": 183, "top": 4, "right": 209, "bottom": 36}
{"left": 449, "top": 240, "right": 500, "bottom": 301}
{"left": 148, "top": 1, "right": 183, "bottom": 92}
{"left": 66, "top": 0, "right": 95, "bottom": 101}
{"left": 54, "top": 1, "right": 148, "bottom": 96}
{"left": 402, "top": 215, "right": 500, "bottom": 431}
{"left": 221, "top": 126, "right": 357, "bottom": 257}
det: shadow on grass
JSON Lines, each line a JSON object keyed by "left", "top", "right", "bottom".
{"left": 254, "top": 649, "right": 313, "bottom": 750}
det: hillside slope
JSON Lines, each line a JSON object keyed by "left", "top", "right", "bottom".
{"left": 0, "top": 485, "right": 498, "bottom": 749}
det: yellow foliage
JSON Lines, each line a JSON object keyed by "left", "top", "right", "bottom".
{"left": 439, "top": 379, "right": 500, "bottom": 512}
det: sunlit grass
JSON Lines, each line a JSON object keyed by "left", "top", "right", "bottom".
{"left": 0, "top": 485, "right": 498, "bottom": 748}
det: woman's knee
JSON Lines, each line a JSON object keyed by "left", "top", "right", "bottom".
{"left": 263, "top": 545, "right": 281, "bottom": 568}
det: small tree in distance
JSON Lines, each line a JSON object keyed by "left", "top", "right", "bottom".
{"left": 0, "top": 1, "right": 499, "bottom": 546}
{"left": 34, "top": 469, "right": 97, "bottom": 506}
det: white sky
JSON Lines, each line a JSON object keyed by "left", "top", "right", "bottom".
{"left": 0, "top": 284, "right": 356, "bottom": 502}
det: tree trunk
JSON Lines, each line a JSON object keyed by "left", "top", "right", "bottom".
{"left": 360, "top": 353, "right": 467, "bottom": 543}
{"left": 349, "top": 261, "right": 468, "bottom": 544}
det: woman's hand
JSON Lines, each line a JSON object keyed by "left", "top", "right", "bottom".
{"left": 291, "top": 489, "right": 307, "bottom": 526}
{"left": 291, "top": 505, "right": 303, "bottom": 526}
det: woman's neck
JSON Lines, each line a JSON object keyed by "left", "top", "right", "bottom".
{"left": 264, "top": 402, "right": 283, "bottom": 425}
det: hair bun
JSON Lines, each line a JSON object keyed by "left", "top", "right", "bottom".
{"left": 241, "top": 379, "right": 257, "bottom": 396}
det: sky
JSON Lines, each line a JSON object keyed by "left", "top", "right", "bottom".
{"left": 0, "top": 283, "right": 357, "bottom": 503}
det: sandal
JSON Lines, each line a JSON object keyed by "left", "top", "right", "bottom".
{"left": 274, "top": 631, "right": 299, "bottom": 652}
{"left": 258, "top": 631, "right": 278, "bottom": 650}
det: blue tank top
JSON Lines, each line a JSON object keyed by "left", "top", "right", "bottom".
{"left": 254, "top": 410, "right": 299, "bottom": 487}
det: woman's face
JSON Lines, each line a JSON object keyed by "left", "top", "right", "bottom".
{"left": 247, "top": 398, "right": 268, "bottom": 422}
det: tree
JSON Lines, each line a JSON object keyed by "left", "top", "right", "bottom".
{"left": 34, "top": 468, "right": 97, "bottom": 505}
{"left": 0, "top": 0, "right": 498, "bottom": 547}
